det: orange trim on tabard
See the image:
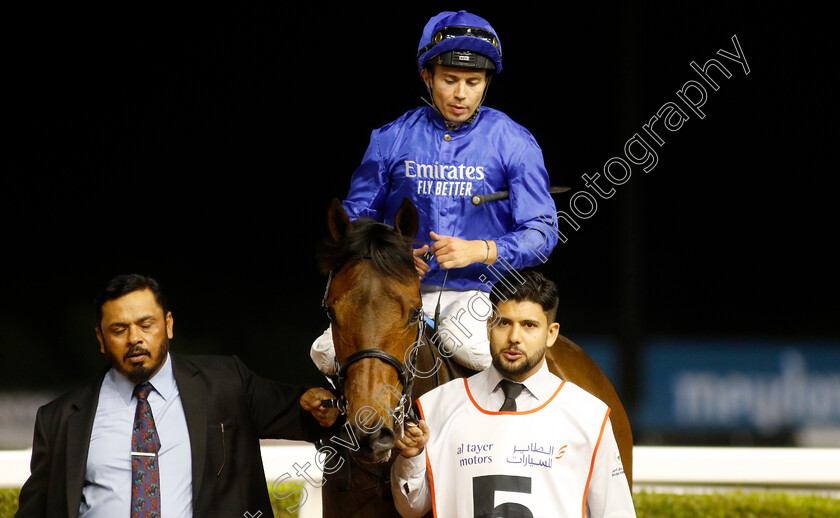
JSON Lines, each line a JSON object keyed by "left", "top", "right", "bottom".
{"left": 581, "top": 407, "right": 611, "bottom": 518}
{"left": 417, "top": 399, "right": 439, "bottom": 518}
{"left": 463, "top": 377, "right": 566, "bottom": 415}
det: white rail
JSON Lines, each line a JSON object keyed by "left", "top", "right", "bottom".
{"left": 632, "top": 446, "right": 840, "bottom": 488}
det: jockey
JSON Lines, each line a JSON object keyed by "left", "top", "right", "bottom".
{"left": 311, "top": 10, "right": 559, "bottom": 375}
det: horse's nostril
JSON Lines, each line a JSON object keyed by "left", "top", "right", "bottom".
{"left": 368, "top": 427, "right": 396, "bottom": 453}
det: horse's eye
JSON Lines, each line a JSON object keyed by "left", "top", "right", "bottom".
{"left": 409, "top": 307, "right": 423, "bottom": 324}
{"left": 324, "top": 306, "right": 336, "bottom": 322}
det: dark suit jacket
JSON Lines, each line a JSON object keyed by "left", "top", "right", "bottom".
{"left": 15, "top": 354, "right": 326, "bottom": 518}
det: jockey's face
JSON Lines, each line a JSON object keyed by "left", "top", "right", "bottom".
{"left": 487, "top": 299, "right": 559, "bottom": 382}
{"left": 96, "top": 288, "right": 173, "bottom": 384}
{"left": 421, "top": 64, "right": 488, "bottom": 123}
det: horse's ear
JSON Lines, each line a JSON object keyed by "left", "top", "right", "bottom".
{"left": 394, "top": 197, "right": 419, "bottom": 239}
{"left": 327, "top": 198, "right": 351, "bottom": 242}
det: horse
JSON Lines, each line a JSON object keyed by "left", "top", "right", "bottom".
{"left": 315, "top": 197, "right": 633, "bottom": 518}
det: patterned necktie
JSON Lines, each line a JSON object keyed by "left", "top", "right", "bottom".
{"left": 498, "top": 379, "right": 524, "bottom": 412}
{"left": 131, "top": 382, "right": 161, "bottom": 518}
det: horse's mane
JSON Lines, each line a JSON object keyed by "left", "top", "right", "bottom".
{"left": 317, "top": 218, "right": 417, "bottom": 284}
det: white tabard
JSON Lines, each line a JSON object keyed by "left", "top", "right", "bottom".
{"left": 417, "top": 377, "right": 616, "bottom": 518}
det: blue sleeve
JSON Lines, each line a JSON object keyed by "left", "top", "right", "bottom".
{"left": 342, "top": 129, "right": 391, "bottom": 222}
{"left": 492, "top": 134, "right": 559, "bottom": 269}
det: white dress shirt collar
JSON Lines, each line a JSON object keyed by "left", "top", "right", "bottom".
{"left": 466, "top": 359, "right": 562, "bottom": 413}
{"left": 484, "top": 359, "right": 559, "bottom": 402}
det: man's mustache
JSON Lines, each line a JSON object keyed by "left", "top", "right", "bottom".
{"left": 123, "top": 346, "right": 150, "bottom": 361}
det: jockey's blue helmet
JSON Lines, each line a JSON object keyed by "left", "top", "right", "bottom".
{"left": 416, "top": 11, "right": 502, "bottom": 75}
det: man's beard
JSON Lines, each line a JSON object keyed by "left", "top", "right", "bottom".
{"left": 491, "top": 345, "right": 545, "bottom": 378}
{"left": 106, "top": 338, "right": 170, "bottom": 385}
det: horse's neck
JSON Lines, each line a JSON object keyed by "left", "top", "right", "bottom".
{"left": 444, "top": 354, "right": 480, "bottom": 380}
{"left": 411, "top": 333, "right": 480, "bottom": 400}
{"left": 410, "top": 337, "right": 440, "bottom": 400}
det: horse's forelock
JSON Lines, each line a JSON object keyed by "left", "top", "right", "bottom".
{"left": 318, "top": 218, "right": 416, "bottom": 283}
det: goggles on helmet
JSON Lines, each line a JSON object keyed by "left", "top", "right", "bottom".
{"left": 417, "top": 25, "right": 501, "bottom": 58}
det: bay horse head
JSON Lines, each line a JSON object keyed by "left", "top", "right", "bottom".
{"left": 318, "top": 197, "right": 424, "bottom": 464}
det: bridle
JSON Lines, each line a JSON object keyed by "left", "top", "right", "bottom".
{"left": 320, "top": 258, "right": 423, "bottom": 437}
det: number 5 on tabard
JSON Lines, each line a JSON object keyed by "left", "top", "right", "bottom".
{"left": 472, "top": 475, "right": 534, "bottom": 517}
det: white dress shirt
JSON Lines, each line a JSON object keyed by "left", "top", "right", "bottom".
{"left": 81, "top": 353, "right": 193, "bottom": 517}
{"left": 391, "top": 361, "right": 635, "bottom": 517}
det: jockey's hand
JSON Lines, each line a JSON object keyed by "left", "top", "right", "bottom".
{"left": 395, "top": 419, "right": 430, "bottom": 458}
{"left": 429, "top": 231, "right": 494, "bottom": 269}
{"left": 300, "top": 387, "right": 340, "bottom": 428}
{"left": 413, "top": 244, "right": 431, "bottom": 277}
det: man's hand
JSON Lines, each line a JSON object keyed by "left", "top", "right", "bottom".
{"left": 429, "top": 231, "right": 495, "bottom": 269}
{"left": 413, "top": 244, "right": 431, "bottom": 277}
{"left": 300, "top": 388, "right": 340, "bottom": 428}
{"left": 395, "top": 420, "right": 430, "bottom": 458}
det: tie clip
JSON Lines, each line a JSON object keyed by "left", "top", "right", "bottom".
{"left": 131, "top": 451, "right": 157, "bottom": 457}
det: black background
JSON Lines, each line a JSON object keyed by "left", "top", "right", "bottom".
{"left": 4, "top": 2, "right": 837, "bottom": 435}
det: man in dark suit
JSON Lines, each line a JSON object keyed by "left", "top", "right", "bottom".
{"left": 15, "top": 274, "right": 339, "bottom": 517}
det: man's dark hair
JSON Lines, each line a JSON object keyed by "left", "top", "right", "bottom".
{"left": 94, "top": 274, "right": 168, "bottom": 325}
{"left": 489, "top": 268, "right": 559, "bottom": 323}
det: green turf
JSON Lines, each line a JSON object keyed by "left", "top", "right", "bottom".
{"left": 3, "top": 486, "right": 838, "bottom": 517}
{"left": 632, "top": 490, "right": 840, "bottom": 518}
{"left": 0, "top": 490, "right": 19, "bottom": 518}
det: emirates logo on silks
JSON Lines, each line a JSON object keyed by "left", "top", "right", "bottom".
{"left": 404, "top": 160, "right": 486, "bottom": 198}
{"left": 555, "top": 444, "right": 568, "bottom": 460}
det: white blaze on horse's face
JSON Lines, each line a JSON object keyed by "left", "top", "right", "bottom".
{"left": 487, "top": 299, "right": 560, "bottom": 383}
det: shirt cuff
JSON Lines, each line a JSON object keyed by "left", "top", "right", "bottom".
{"left": 392, "top": 451, "right": 427, "bottom": 489}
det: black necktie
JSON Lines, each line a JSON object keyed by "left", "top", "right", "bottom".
{"left": 131, "top": 382, "right": 161, "bottom": 518}
{"left": 498, "top": 379, "right": 524, "bottom": 412}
